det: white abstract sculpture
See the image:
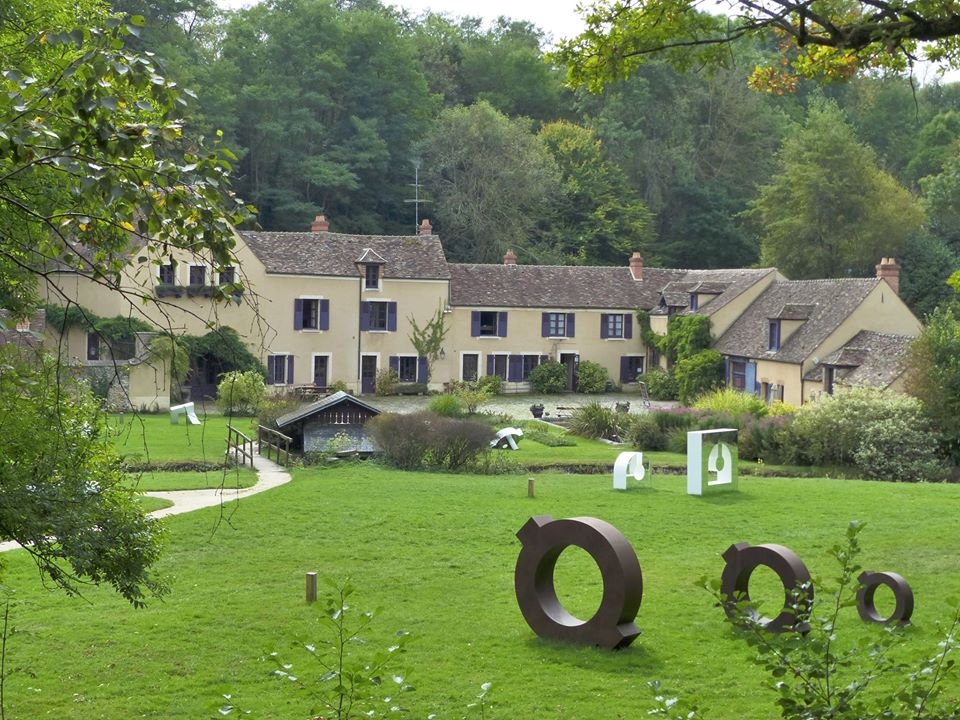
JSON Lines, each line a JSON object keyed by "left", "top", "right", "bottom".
{"left": 613, "top": 451, "right": 646, "bottom": 490}
{"left": 170, "top": 401, "right": 201, "bottom": 425}
{"left": 687, "top": 428, "right": 738, "bottom": 496}
{"left": 491, "top": 427, "right": 524, "bottom": 450}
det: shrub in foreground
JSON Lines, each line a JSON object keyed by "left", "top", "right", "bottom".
{"left": 576, "top": 360, "right": 608, "bottom": 393}
{"left": 428, "top": 393, "right": 462, "bottom": 417}
{"left": 569, "top": 401, "right": 626, "bottom": 441}
{"left": 217, "top": 370, "right": 266, "bottom": 416}
{"left": 368, "top": 411, "right": 492, "bottom": 470}
{"left": 625, "top": 414, "right": 668, "bottom": 451}
{"left": 693, "top": 388, "right": 769, "bottom": 418}
{"left": 644, "top": 369, "right": 678, "bottom": 400}
{"left": 475, "top": 374, "right": 503, "bottom": 395}
{"left": 529, "top": 360, "right": 567, "bottom": 393}
{"left": 674, "top": 349, "right": 724, "bottom": 404}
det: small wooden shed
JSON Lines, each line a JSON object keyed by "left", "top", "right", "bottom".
{"left": 275, "top": 391, "right": 381, "bottom": 454}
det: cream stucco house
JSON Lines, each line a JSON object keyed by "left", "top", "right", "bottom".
{"left": 40, "top": 217, "right": 922, "bottom": 408}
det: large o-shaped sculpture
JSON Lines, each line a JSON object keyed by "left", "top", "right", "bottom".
{"left": 515, "top": 515, "right": 643, "bottom": 649}
{"left": 857, "top": 571, "right": 914, "bottom": 625}
{"left": 720, "top": 542, "right": 814, "bottom": 633}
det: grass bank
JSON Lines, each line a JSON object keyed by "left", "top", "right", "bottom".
{"left": 4, "top": 463, "right": 959, "bottom": 718}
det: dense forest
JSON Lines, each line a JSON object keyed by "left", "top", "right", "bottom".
{"left": 112, "top": 0, "right": 960, "bottom": 316}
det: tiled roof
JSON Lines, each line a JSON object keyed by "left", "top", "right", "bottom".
{"left": 715, "top": 278, "right": 881, "bottom": 364}
{"left": 240, "top": 231, "right": 450, "bottom": 280}
{"left": 448, "top": 264, "right": 774, "bottom": 311}
{"left": 276, "top": 391, "right": 381, "bottom": 428}
{"left": 819, "top": 331, "right": 914, "bottom": 388}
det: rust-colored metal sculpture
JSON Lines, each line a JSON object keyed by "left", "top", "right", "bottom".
{"left": 514, "top": 516, "right": 643, "bottom": 649}
{"left": 720, "top": 542, "right": 813, "bottom": 633}
{"left": 857, "top": 571, "right": 914, "bottom": 625}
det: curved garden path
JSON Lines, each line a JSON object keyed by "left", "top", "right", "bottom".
{"left": 0, "top": 453, "right": 291, "bottom": 553}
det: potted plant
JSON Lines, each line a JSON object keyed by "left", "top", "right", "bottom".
{"left": 530, "top": 403, "right": 545, "bottom": 419}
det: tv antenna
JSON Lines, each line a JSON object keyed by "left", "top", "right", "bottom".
{"left": 404, "top": 159, "right": 430, "bottom": 232}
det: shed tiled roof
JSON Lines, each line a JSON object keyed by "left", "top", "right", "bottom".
{"left": 240, "top": 231, "right": 450, "bottom": 280}
{"left": 276, "top": 391, "right": 381, "bottom": 428}
{"left": 819, "top": 331, "right": 913, "bottom": 388}
{"left": 448, "top": 264, "right": 774, "bottom": 311}
{"left": 715, "top": 278, "right": 881, "bottom": 364}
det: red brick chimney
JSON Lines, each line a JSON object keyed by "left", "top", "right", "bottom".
{"left": 418, "top": 218, "right": 433, "bottom": 236}
{"left": 503, "top": 249, "right": 517, "bottom": 266}
{"left": 876, "top": 257, "right": 900, "bottom": 294}
{"left": 629, "top": 252, "right": 644, "bottom": 280}
{"left": 310, "top": 214, "right": 329, "bottom": 232}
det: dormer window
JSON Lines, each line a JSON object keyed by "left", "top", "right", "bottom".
{"left": 364, "top": 263, "right": 380, "bottom": 290}
{"left": 689, "top": 293, "right": 699, "bottom": 311}
{"left": 768, "top": 320, "right": 781, "bottom": 351}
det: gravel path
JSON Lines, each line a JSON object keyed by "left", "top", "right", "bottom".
{"left": 0, "top": 453, "right": 291, "bottom": 553}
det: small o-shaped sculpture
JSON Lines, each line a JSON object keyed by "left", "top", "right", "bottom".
{"left": 514, "top": 515, "right": 643, "bottom": 649}
{"left": 856, "top": 571, "right": 914, "bottom": 625}
{"left": 720, "top": 542, "right": 814, "bottom": 633}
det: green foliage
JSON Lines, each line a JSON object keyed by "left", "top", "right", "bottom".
{"left": 367, "top": 411, "right": 492, "bottom": 471}
{"left": 652, "top": 522, "right": 960, "bottom": 720}
{"left": 475, "top": 374, "right": 503, "bottom": 396}
{"left": 524, "top": 429, "right": 576, "bottom": 447}
{"left": 181, "top": 328, "right": 265, "bottom": 378}
{"left": 256, "top": 392, "right": 303, "bottom": 431}
{"left": 663, "top": 314, "right": 712, "bottom": 365}
{"left": 568, "top": 401, "right": 626, "bottom": 441}
{"left": 625, "top": 414, "right": 668, "bottom": 451}
{"left": 737, "top": 415, "right": 792, "bottom": 464}
{"left": 787, "top": 386, "right": 946, "bottom": 480}
{"left": 905, "top": 305, "right": 960, "bottom": 464}
{"left": 0, "top": 0, "right": 250, "bottom": 318}
{"left": 329, "top": 380, "right": 350, "bottom": 394}
{"left": 674, "top": 350, "right": 724, "bottom": 404}
{"left": 853, "top": 416, "right": 946, "bottom": 483}
{"left": 216, "top": 370, "right": 266, "bottom": 416}
{"left": 644, "top": 369, "right": 678, "bottom": 401}
{"left": 528, "top": 360, "right": 567, "bottom": 394}
{"left": 0, "top": 348, "right": 166, "bottom": 605}
{"left": 693, "top": 388, "right": 769, "bottom": 418}
{"left": 268, "top": 579, "right": 413, "bottom": 720}
{"left": 416, "top": 101, "right": 561, "bottom": 263}
{"left": 538, "top": 120, "right": 653, "bottom": 265}
{"left": 427, "top": 393, "right": 462, "bottom": 418}
{"left": 407, "top": 304, "right": 448, "bottom": 382}
{"left": 375, "top": 368, "right": 399, "bottom": 396}
{"left": 147, "top": 335, "right": 189, "bottom": 383}
{"left": 897, "top": 233, "right": 959, "bottom": 318}
{"left": 575, "top": 360, "right": 608, "bottom": 394}
{"left": 750, "top": 100, "right": 923, "bottom": 278}
{"left": 555, "top": 1, "right": 960, "bottom": 92}
{"left": 452, "top": 382, "right": 491, "bottom": 414}
{"left": 922, "top": 152, "right": 960, "bottom": 252}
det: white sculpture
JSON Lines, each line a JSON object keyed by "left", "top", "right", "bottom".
{"left": 687, "top": 428, "right": 738, "bottom": 496}
{"left": 170, "top": 401, "right": 201, "bottom": 425}
{"left": 613, "top": 451, "right": 646, "bottom": 490}
{"left": 491, "top": 427, "right": 524, "bottom": 450}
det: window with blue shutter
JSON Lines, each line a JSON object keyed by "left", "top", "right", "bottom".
{"left": 541, "top": 313, "right": 550, "bottom": 337}
{"left": 319, "top": 299, "right": 330, "bottom": 331}
{"left": 566, "top": 313, "right": 575, "bottom": 338}
{"left": 745, "top": 361, "right": 758, "bottom": 395}
{"left": 600, "top": 314, "right": 609, "bottom": 339}
{"left": 359, "top": 301, "right": 370, "bottom": 331}
{"left": 768, "top": 320, "right": 781, "bottom": 351}
{"left": 287, "top": 355, "right": 294, "bottom": 385}
{"left": 624, "top": 314, "right": 633, "bottom": 339}
{"left": 387, "top": 302, "right": 397, "bottom": 332}
{"left": 507, "top": 355, "right": 522, "bottom": 381}
{"left": 389, "top": 356, "right": 400, "bottom": 373}
{"left": 487, "top": 354, "right": 494, "bottom": 374}
{"left": 472, "top": 312, "right": 482, "bottom": 337}
{"left": 294, "top": 299, "right": 304, "bottom": 330}
{"left": 417, "top": 357, "right": 428, "bottom": 383}
{"left": 266, "top": 356, "right": 275, "bottom": 385}
{"left": 497, "top": 312, "right": 508, "bottom": 337}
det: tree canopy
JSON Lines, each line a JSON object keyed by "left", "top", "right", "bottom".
{"left": 555, "top": 1, "right": 960, "bottom": 92}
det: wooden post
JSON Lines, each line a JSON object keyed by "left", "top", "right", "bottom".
{"left": 306, "top": 572, "right": 318, "bottom": 604}
{"left": 528, "top": 477, "right": 535, "bottom": 498}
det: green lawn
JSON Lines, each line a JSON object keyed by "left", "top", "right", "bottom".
{"left": 4, "top": 463, "right": 960, "bottom": 719}
{"left": 128, "top": 468, "right": 259, "bottom": 492}
{"left": 108, "top": 413, "right": 256, "bottom": 465}
{"left": 135, "top": 495, "right": 175, "bottom": 513}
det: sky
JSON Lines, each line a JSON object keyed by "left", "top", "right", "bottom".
{"left": 213, "top": 0, "right": 588, "bottom": 45}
